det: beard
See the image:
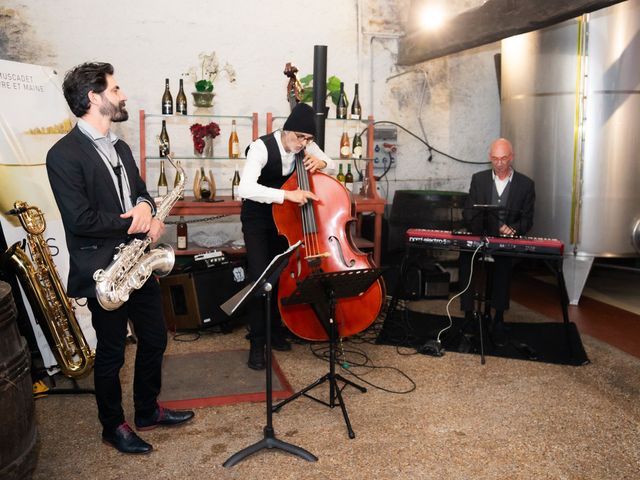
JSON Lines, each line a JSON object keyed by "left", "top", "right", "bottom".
{"left": 99, "top": 96, "right": 129, "bottom": 122}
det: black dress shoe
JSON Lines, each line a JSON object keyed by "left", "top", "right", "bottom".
{"left": 271, "top": 335, "right": 292, "bottom": 351}
{"left": 102, "top": 422, "right": 152, "bottom": 454}
{"left": 248, "top": 339, "right": 266, "bottom": 370}
{"left": 135, "top": 406, "right": 194, "bottom": 431}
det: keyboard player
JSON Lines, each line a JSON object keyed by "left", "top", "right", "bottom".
{"left": 459, "top": 138, "right": 535, "bottom": 345}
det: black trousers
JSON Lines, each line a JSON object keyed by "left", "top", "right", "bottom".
{"left": 459, "top": 251, "right": 512, "bottom": 313}
{"left": 87, "top": 278, "right": 167, "bottom": 432}
{"left": 241, "top": 218, "right": 288, "bottom": 339}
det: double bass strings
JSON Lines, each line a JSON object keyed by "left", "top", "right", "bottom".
{"left": 296, "top": 154, "right": 320, "bottom": 258}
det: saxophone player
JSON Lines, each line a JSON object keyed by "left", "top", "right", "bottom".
{"left": 46, "top": 62, "right": 193, "bottom": 455}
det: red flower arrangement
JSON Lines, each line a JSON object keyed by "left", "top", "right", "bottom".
{"left": 190, "top": 122, "right": 220, "bottom": 154}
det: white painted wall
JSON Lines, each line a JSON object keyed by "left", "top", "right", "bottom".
{"left": 2, "top": 0, "right": 499, "bottom": 246}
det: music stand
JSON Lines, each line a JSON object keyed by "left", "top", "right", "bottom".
{"left": 221, "top": 240, "right": 317, "bottom": 467}
{"left": 272, "top": 267, "right": 384, "bottom": 439}
{"left": 460, "top": 204, "right": 508, "bottom": 364}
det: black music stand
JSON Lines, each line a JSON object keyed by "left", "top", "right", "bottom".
{"left": 272, "top": 268, "right": 384, "bottom": 439}
{"left": 221, "top": 240, "right": 317, "bottom": 467}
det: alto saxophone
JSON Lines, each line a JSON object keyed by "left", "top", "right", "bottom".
{"left": 93, "top": 150, "right": 185, "bottom": 311}
{"left": 2, "top": 201, "right": 95, "bottom": 378}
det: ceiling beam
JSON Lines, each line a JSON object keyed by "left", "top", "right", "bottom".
{"left": 398, "top": 0, "right": 627, "bottom": 65}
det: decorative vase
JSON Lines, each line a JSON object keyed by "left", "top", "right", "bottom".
{"left": 191, "top": 91, "right": 215, "bottom": 108}
{"left": 203, "top": 136, "right": 214, "bottom": 157}
{"left": 208, "top": 169, "right": 217, "bottom": 199}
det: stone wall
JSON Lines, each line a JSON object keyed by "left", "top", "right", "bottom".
{"left": 1, "top": 0, "right": 499, "bottom": 245}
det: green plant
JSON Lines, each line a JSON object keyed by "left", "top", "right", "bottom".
{"left": 299, "top": 75, "right": 343, "bottom": 106}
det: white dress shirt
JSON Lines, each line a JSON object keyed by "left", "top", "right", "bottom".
{"left": 492, "top": 168, "right": 514, "bottom": 196}
{"left": 238, "top": 129, "right": 336, "bottom": 204}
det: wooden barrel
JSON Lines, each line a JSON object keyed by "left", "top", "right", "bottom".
{"left": 0, "top": 281, "right": 37, "bottom": 480}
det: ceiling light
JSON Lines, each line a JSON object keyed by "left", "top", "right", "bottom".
{"left": 420, "top": 5, "right": 445, "bottom": 31}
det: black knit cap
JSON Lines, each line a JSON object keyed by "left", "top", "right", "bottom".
{"left": 283, "top": 103, "right": 316, "bottom": 137}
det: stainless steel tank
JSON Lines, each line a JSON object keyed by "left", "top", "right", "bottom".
{"left": 501, "top": 0, "right": 640, "bottom": 304}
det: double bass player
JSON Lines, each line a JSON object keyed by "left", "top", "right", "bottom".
{"left": 238, "top": 103, "right": 336, "bottom": 370}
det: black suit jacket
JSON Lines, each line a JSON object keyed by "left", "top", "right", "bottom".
{"left": 46, "top": 125, "right": 153, "bottom": 298}
{"left": 463, "top": 169, "right": 535, "bottom": 236}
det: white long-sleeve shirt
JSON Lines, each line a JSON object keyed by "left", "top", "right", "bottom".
{"left": 237, "top": 129, "right": 336, "bottom": 204}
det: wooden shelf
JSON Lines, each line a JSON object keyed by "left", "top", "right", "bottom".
{"left": 168, "top": 196, "right": 241, "bottom": 216}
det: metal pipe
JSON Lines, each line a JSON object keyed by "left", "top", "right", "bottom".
{"left": 312, "top": 45, "right": 328, "bottom": 150}
{"left": 385, "top": 68, "right": 431, "bottom": 147}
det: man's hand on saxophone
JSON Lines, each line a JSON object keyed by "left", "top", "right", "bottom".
{"left": 121, "top": 202, "right": 153, "bottom": 235}
{"left": 147, "top": 218, "right": 166, "bottom": 244}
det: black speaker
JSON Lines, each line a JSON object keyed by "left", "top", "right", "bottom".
{"left": 160, "top": 260, "right": 247, "bottom": 331}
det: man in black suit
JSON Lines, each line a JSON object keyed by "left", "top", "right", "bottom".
{"left": 46, "top": 62, "right": 193, "bottom": 454}
{"left": 459, "top": 138, "right": 535, "bottom": 343}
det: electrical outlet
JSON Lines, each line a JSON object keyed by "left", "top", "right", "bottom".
{"left": 373, "top": 126, "right": 398, "bottom": 173}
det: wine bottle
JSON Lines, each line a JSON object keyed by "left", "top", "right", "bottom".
{"left": 351, "top": 83, "right": 361, "bottom": 120}
{"left": 345, "top": 164, "right": 354, "bottom": 190}
{"left": 231, "top": 164, "right": 241, "bottom": 200}
{"left": 173, "top": 160, "right": 184, "bottom": 200}
{"left": 336, "top": 163, "right": 346, "bottom": 184}
{"left": 177, "top": 216, "right": 188, "bottom": 250}
{"left": 352, "top": 131, "right": 363, "bottom": 159}
{"left": 336, "top": 82, "right": 348, "bottom": 119}
{"left": 159, "top": 120, "right": 170, "bottom": 157}
{"left": 176, "top": 78, "right": 187, "bottom": 115}
{"left": 198, "top": 166, "right": 211, "bottom": 200}
{"left": 339, "top": 122, "right": 351, "bottom": 159}
{"left": 157, "top": 160, "right": 168, "bottom": 197}
{"left": 161, "top": 78, "right": 173, "bottom": 115}
{"left": 228, "top": 119, "right": 240, "bottom": 158}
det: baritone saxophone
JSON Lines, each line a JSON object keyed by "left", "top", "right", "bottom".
{"left": 2, "top": 201, "right": 95, "bottom": 378}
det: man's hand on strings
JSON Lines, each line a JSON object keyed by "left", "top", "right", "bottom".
{"left": 303, "top": 153, "right": 327, "bottom": 173}
{"left": 284, "top": 189, "right": 319, "bottom": 206}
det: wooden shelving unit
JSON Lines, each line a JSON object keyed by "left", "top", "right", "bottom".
{"left": 140, "top": 110, "right": 385, "bottom": 265}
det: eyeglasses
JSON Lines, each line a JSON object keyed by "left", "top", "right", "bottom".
{"left": 490, "top": 155, "right": 511, "bottom": 162}
{"left": 294, "top": 133, "right": 314, "bottom": 144}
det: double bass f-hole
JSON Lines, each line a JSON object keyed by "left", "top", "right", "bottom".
{"left": 328, "top": 236, "right": 356, "bottom": 268}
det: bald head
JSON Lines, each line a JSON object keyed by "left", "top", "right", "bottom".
{"left": 489, "top": 138, "right": 514, "bottom": 179}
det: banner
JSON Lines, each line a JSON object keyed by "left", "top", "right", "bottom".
{"left": 0, "top": 59, "right": 96, "bottom": 373}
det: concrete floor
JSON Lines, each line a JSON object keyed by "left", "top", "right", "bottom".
{"left": 28, "top": 293, "right": 640, "bottom": 480}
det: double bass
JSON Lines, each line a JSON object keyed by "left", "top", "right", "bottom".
{"left": 273, "top": 64, "right": 384, "bottom": 341}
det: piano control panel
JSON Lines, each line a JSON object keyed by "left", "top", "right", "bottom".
{"left": 406, "top": 229, "right": 564, "bottom": 256}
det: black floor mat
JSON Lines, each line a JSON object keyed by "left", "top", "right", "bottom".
{"left": 377, "top": 309, "right": 590, "bottom": 366}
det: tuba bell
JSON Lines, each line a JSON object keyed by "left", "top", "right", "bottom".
{"left": 1, "top": 201, "right": 95, "bottom": 378}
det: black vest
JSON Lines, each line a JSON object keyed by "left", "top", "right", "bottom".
{"left": 240, "top": 132, "right": 294, "bottom": 224}
{"left": 491, "top": 177, "right": 512, "bottom": 228}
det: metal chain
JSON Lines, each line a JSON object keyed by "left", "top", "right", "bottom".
{"left": 163, "top": 214, "right": 228, "bottom": 225}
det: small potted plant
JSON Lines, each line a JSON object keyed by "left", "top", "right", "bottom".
{"left": 185, "top": 51, "right": 236, "bottom": 108}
